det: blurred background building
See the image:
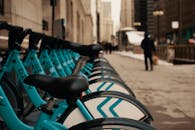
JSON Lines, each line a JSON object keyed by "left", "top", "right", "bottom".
{"left": 65, "top": 0, "right": 93, "bottom": 44}
{"left": 134, "top": 0, "right": 147, "bottom": 31}
{"left": 99, "top": 1, "right": 113, "bottom": 43}
{"left": 120, "top": 0, "right": 134, "bottom": 28}
{"left": 118, "top": 0, "right": 134, "bottom": 50}
{"left": 146, "top": 0, "right": 155, "bottom": 38}
{"left": 0, "top": 0, "right": 94, "bottom": 49}
{"left": 155, "top": 0, "right": 195, "bottom": 44}
{"left": 0, "top": 0, "right": 194, "bottom": 63}
{"left": 0, "top": 0, "right": 42, "bottom": 32}
{"left": 0, "top": 0, "right": 43, "bottom": 48}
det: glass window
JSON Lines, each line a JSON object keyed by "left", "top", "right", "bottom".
{"left": 42, "top": 20, "right": 48, "bottom": 31}
{"left": 0, "top": 0, "right": 4, "bottom": 15}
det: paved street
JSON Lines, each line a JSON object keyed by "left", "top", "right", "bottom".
{"left": 104, "top": 53, "right": 195, "bottom": 130}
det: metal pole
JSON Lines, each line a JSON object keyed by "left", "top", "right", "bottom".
{"left": 178, "top": 0, "right": 182, "bottom": 44}
{"left": 96, "top": 13, "right": 100, "bottom": 42}
{"left": 96, "top": 0, "right": 100, "bottom": 42}
{"left": 52, "top": 5, "right": 55, "bottom": 36}
{"left": 51, "top": 0, "right": 56, "bottom": 36}
{"left": 157, "top": 15, "right": 160, "bottom": 45}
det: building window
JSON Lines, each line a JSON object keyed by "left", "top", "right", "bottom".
{"left": 0, "top": 0, "right": 4, "bottom": 15}
{"left": 42, "top": 20, "right": 48, "bottom": 31}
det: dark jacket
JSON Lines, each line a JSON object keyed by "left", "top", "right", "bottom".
{"left": 141, "top": 38, "right": 156, "bottom": 55}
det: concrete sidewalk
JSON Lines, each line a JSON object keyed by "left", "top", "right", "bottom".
{"left": 116, "top": 51, "right": 172, "bottom": 66}
{"left": 104, "top": 53, "right": 195, "bottom": 130}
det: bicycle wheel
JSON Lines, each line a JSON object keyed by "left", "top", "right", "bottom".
{"left": 0, "top": 76, "right": 23, "bottom": 119}
{"left": 58, "top": 91, "right": 153, "bottom": 128}
{"left": 89, "top": 78, "right": 135, "bottom": 97}
{"left": 88, "top": 72, "right": 122, "bottom": 81}
{"left": 69, "top": 118, "right": 156, "bottom": 130}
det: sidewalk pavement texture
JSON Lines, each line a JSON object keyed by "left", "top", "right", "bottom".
{"left": 104, "top": 52, "right": 195, "bottom": 130}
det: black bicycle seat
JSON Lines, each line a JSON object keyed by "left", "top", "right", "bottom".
{"left": 79, "top": 44, "right": 103, "bottom": 58}
{"left": 62, "top": 41, "right": 103, "bottom": 59}
{"left": 24, "top": 74, "right": 89, "bottom": 99}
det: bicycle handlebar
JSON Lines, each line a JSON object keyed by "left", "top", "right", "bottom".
{"left": 16, "top": 29, "right": 32, "bottom": 45}
{"left": 40, "top": 35, "right": 102, "bottom": 59}
{"left": 40, "top": 35, "right": 52, "bottom": 50}
{"left": 0, "top": 21, "right": 11, "bottom": 30}
{"left": 8, "top": 26, "right": 24, "bottom": 50}
{"left": 61, "top": 41, "right": 103, "bottom": 59}
{"left": 29, "top": 31, "right": 44, "bottom": 49}
{"left": 0, "top": 21, "right": 26, "bottom": 50}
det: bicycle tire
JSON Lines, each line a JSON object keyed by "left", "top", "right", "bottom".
{"left": 58, "top": 91, "right": 153, "bottom": 128}
{"left": 69, "top": 118, "right": 156, "bottom": 130}
{"left": 88, "top": 72, "right": 121, "bottom": 81}
{"left": 89, "top": 68, "right": 119, "bottom": 78}
{"left": 0, "top": 76, "right": 23, "bottom": 119}
{"left": 89, "top": 70, "right": 119, "bottom": 78}
{"left": 92, "top": 66, "right": 116, "bottom": 72}
{"left": 89, "top": 78, "right": 135, "bottom": 97}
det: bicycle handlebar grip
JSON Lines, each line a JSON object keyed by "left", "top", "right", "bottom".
{"left": 40, "top": 35, "right": 58, "bottom": 50}
{"left": 48, "top": 37, "right": 58, "bottom": 49}
{"left": 8, "top": 26, "right": 23, "bottom": 50}
{"left": 40, "top": 35, "right": 52, "bottom": 50}
{"left": 0, "top": 21, "right": 8, "bottom": 30}
{"left": 16, "top": 29, "right": 32, "bottom": 45}
{"left": 29, "top": 31, "right": 44, "bottom": 49}
{"left": 0, "top": 21, "right": 12, "bottom": 31}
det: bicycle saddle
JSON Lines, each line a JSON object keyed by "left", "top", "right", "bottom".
{"left": 24, "top": 74, "right": 89, "bottom": 99}
{"left": 62, "top": 40, "right": 103, "bottom": 59}
{"left": 76, "top": 44, "right": 103, "bottom": 58}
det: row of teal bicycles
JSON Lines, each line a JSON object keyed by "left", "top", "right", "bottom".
{"left": 0, "top": 21, "right": 156, "bottom": 130}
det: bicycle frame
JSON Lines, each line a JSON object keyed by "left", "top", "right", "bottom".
{"left": 0, "top": 84, "right": 69, "bottom": 130}
{"left": 0, "top": 86, "right": 33, "bottom": 130}
{"left": 38, "top": 49, "right": 59, "bottom": 77}
{"left": 39, "top": 48, "right": 113, "bottom": 93}
{"left": 23, "top": 49, "right": 94, "bottom": 121}
{"left": 57, "top": 48, "right": 114, "bottom": 79}
{"left": 23, "top": 48, "right": 146, "bottom": 127}
{"left": 0, "top": 49, "right": 94, "bottom": 127}
{"left": 4, "top": 30, "right": 152, "bottom": 126}
{"left": 55, "top": 49, "right": 72, "bottom": 75}
{"left": 0, "top": 22, "right": 153, "bottom": 130}
{"left": 49, "top": 49, "right": 67, "bottom": 77}
{"left": 0, "top": 50, "right": 45, "bottom": 107}
{"left": 48, "top": 48, "right": 130, "bottom": 94}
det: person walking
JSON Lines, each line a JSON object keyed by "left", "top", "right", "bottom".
{"left": 141, "top": 33, "right": 156, "bottom": 71}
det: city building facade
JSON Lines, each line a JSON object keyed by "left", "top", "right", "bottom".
{"left": 0, "top": 0, "right": 94, "bottom": 48}
{"left": 47, "top": 0, "right": 94, "bottom": 44}
{"left": 120, "top": 0, "right": 134, "bottom": 28}
{"left": 0, "top": 0, "right": 42, "bottom": 32}
{"left": 134, "top": 0, "right": 147, "bottom": 31}
{"left": 155, "top": 0, "right": 195, "bottom": 44}
{"left": 99, "top": 1, "right": 113, "bottom": 42}
{"left": 0, "top": 0, "right": 42, "bottom": 49}
{"left": 146, "top": 0, "right": 155, "bottom": 37}
{"left": 132, "top": 0, "right": 155, "bottom": 40}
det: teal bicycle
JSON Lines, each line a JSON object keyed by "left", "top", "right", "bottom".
{"left": 0, "top": 71, "right": 156, "bottom": 130}
{"left": 37, "top": 35, "right": 135, "bottom": 96}
{"left": 0, "top": 21, "right": 154, "bottom": 130}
